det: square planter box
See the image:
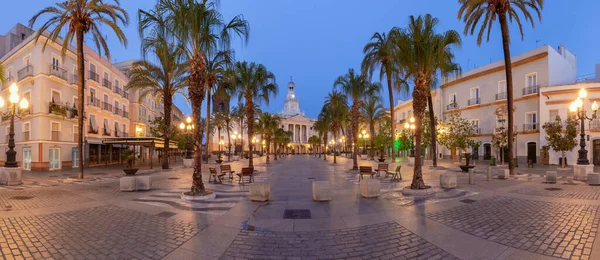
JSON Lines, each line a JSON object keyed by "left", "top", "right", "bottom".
{"left": 250, "top": 182, "right": 270, "bottom": 202}
{"left": 136, "top": 176, "right": 152, "bottom": 191}
{"left": 312, "top": 181, "right": 332, "bottom": 201}
{"left": 360, "top": 179, "right": 380, "bottom": 198}
{"left": 120, "top": 176, "right": 137, "bottom": 191}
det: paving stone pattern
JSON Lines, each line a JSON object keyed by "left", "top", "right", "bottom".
{"left": 135, "top": 187, "right": 249, "bottom": 215}
{"left": 511, "top": 184, "right": 600, "bottom": 200}
{"left": 221, "top": 222, "right": 459, "bottom": 260}
{"left": 428, "top": 196, "right": 599, "bottom": 259}
{"left": 0, "top": 189, "right": 93, "bottom": 211}
{"left": 0, "top": 205, "right": 201, "bottom": 260}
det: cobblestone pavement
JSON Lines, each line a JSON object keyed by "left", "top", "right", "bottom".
{"left": 511, "top": 182, "right": 600, "bottom": 200}
{"left": 221, "top": 222, "right": 459, "bottom": 260}
{"left": 135, "top": 187, "right": 249, "bottom": 215}
{"left": 0, "top": 189, "right": 94, "bottom": 210}
{"left": 428, "top": 196, "right": 599, "bottom": 259}
{"left": 0, "top": 205, "right": 201, "bottom": 260}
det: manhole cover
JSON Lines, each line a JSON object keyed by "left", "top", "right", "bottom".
{"left": 168, "top": 177, "right": 180, "bottom": 180}
{"left": 545, "top": 188, "right": 563, "bottom": 191}
{"left": 460, "top": 199, "right": 477, "bottom": 204}
{"left": 283, "top": 209, "right": 311, "bottom": 219}
{"left": 10, "top": 196, "right": 33, "bottom": 200}
{"left": 155, "top": 211, "right": 177, "bottom": 218}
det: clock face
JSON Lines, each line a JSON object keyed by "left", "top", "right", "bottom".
{"left": 291, "top": 94, "right": 295, "bottom": 98}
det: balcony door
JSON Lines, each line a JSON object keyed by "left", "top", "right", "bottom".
{"left": 72, "top": 147, "right": 79, "bottom": 168}
{"left": 23, "top": 147, "right": 31, "bottom": 170}
{"left": 49, "top": 147, "right": 61, "bottom": 170}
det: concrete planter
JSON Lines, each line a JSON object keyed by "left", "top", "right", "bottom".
{"left": 312, "top": 181, "right": 332, "bottom": 201}
{"left": 574, "top": 165, "right": 593, "bottom": 181}
{"left": 250, "top": 182, "right": 271, "bottom": 202}
{"left": 497, "top": 169, "right": 509, "bottom": 179}
{"left": 0, "top": 167, "right": 22, "bottom": 186}
{"left": 120, "top": 176, "right": 137, "bottom": 191}
{"left": 136, "top": 176, "right": 152, "bottom": 191}
{"left": 440, "top": 174, "right": 457, "bottom": 189}
{"left": 360, "top": 179, "right": 381, "bottom": 198}
{"left": 545, "top": 171, "right": 557, "bottom": 184}
{"left": 588, "top": 173, "right": 600, "bottom": 186}
{"left": 408, "top": 157, "right": 415, "bottom": 166}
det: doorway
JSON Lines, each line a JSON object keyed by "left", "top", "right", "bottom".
{"left": 49, "top": 148, "right": 61, "bottom": 170}
{"left": 483, "top": 143, "right": 491, "bottom": 160}
{"left": 594, "top": 140, "right": 600, "bottom": 165}
{"left": 23, "top": 147, "right": 31, "bottom": 170}
{"left": 72, "top": 147, "right": 79, "bottom": 168}
{"left": 527, "top": 142, "right": 537, "bottom": 163}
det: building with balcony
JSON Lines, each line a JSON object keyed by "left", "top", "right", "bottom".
{"left": 0, "top": 24, "right": 131, "bottom": 170}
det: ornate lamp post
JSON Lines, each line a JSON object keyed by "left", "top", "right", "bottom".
{"left": 1, "top": 83, "right": 29, "bottom": 168}
{"left": 178, "top": 116, "right": 194, "bottom": 159}
{"left": 569, "top": 88, "right": 599, "bottom": 165}
{"left": 404, "top": 116, "right": 416, "bottom": 158}
{"left": 230, "top": 131, "right": 242, "bottom": 156}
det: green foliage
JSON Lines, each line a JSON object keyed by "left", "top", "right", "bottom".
{"left": 437, "top": 112, "right": 477, "bottom": 152}
{"left": 122, "top": 149, "right": 136, "bottom": 168}
{"left": 491, "top": 116, "right": 517, "bottom": 150}
{"left": 542, "top": 115, "right": 577, "bottom": 167}
{"left": 421, "top": 112, "right": 436, "bottom": 148}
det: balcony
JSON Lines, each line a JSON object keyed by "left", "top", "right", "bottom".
{"left": 447, "top": 103, "right": 458, "bottom": 111}
{"left": 590, "top": 120, "right": 600, "bottom": 131}
{"left": 102, "top": 102, "right": 113, "bottom": 111}
{"left": 123, "top": 111, "right": 129, "bottom": 118}
{"left": 522, "top": 85, "right": 539, "bottom": 96}
{"left": 89, "top": 71, "right": 99, "bottom": 82}
{"left": 102, "top": 128, "right": 111, "bottom": 136}
{"left": 523, "top": 123, "right": 538, "bottom": 131}
{"left": 122, "top": 91, "right": 129, "bottom": 99}
{"left": 68, "top": 107, "right": 78, "bottom": 119}
{"left": 49, "top": 102, "right": 67, "bottom": 116}
{"left": 472, "top": 127, "right": 481, "bottom": 134}
{"left": 70, "top": 74, "right": 79, "bottom": 85}
{"left": 123, "top": 132, "right": 129, "bottom": 137}
{"left": 17, "top": 65, "right": 33, "bottom": 81}
{"left": 88, "top": 125, "right": 99, "bottom": 134}
{"left": 51, "top": 131, "right": 60, "bottom": 141}
{"left": 3, "top": 76, "right": 15, "bottom": 88}
{"left": 89, "top": 97, "right": 100, "bottom": 107}
{"left": 48, "top": 65, "right": 67, "bottom": 81}
{"left": 114, "top": 107, "right": 122, "bottom": 116}
{"left": 22, "top": 131, "right": 29, "bottom": 141}
{"left": 494, "top": 125, "right": 518, "bottom": 133}
{"left": 115, "top": 87, "right": 122, "bottom": 96}
{"left": 102, "top": 78, "right": 112, "bottom": 90}
{"left": 114, "top": 129, "right": 120, "bottom": 137}
{"left": 468, "top": 98, "right": 480, "bottom": 106}
{"left": 495, "top": 92, "right": 507, "bottom": 100}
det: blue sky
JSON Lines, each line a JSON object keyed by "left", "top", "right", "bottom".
{"left": 3, "top": 1, "right": 600, "bottom": 118}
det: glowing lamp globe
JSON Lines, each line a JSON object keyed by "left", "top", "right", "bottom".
{"left": 19, "top": 98, "right": 28, "bottom": 109}
{"left": 8, "top": 83, "right": 18, "bottom": 94}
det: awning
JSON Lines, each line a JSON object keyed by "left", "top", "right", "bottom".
{"left": 102, "top": 137, "right": 178, "bottom": 149}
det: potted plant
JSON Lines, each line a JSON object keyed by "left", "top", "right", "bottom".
{"left": 459, "top": 152, "right": 475, "bottom": 172}
{"left": 215, "top": 151, "right": 223, "bottom": 164}
{"left": 122, "top": 149, "right": 138, "bottom": 175}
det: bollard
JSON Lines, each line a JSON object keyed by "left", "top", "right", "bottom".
{"left": 468, "top": 168, "right": 474, "bottom": 185}
{"left": 486, "top": 166, "right": 491, "bottom": 181}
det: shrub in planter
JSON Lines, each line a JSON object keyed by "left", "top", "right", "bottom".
{"left": 122, "top": 149, "right": 138, "bottom": 175}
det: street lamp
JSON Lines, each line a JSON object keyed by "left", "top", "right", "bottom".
{"left": 251, "top": 136, "right": 260, "bottom": 155}
{"left": 0, "top": 83, "right": 29, "bottom": 168}
{"left": 358, "top": 130, "right": 369, "bottom": 155}
{"left": 404, "top": 116, "right": 416, "bottom": 158}
{"left": 179, "top": 116, "right": 194, "bottom": 159}
{"left": 230, "top": 131, "right": 242, "bottom": 156}
{"left": 569, "top": 88, "right": 599, "bottom": 165}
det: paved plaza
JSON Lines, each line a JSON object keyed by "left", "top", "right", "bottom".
{"left": 1, "top": 155, "right": 600, "bottom": 259}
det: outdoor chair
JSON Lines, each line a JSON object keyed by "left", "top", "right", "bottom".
{"left": 374, "top": 164, "right": 388, "bottom": 177}
{"left": 220, "top": 165, "right": 235, "bottom": 181}
{"left": 237, "top": 167, "right": 255, "bottom": 184}
{"left": 359, "top": 166, "right": 376, "bottom": 181}
{"left": 209, "top": 167, "right": 226, "bottom": 184}
{"left": 387, "top": 165, "right": 402, "bottom": 181}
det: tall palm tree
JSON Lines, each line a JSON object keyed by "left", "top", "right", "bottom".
{"left": 334, "top": 69, "right": 380, "bottom": 169}
{"left": 322, "top": 90, "right": 348, "bottom": 164}
{"left": 458, "top": 0, "right": 543, "bottom": 175}
{"left": 362, "top": 30, "right": 404, "bottom": 160}
{"left": 230, "top": 61, "right": 278, "bottom": 168}
{"left": 257, "top": 112, "right": 281, "bottom": 164}
{"left": 128, "top": 14, "right": 187, "bottom": 169}
{"left": 361, "top": 95, "right": 386, "bottom": 160}
{"left": 212, "top": 111, "right": 230, "bottom": 157}
{"left": 30, "top": 0, "right": 128, "bottom": 179}
{"left": 315, "top": 112, "right": 331, "bottom": 161}
{"left": 157, "top": 0, "right": 248, "bottom": 196}
{"left": 395, "top": 14, "right": 461, "bottom": 189}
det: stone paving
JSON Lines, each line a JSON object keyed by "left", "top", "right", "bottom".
{"left": 0, "top": 189, "right": 94, "bottom": 210}
{"left": 427, "top": 196, "right": 600, "bottom": 259}
{"left": 511, "top": 182, "right": 600, "bottom": 200}
{"left": 221, "top": 222, "right": 459, "bottom": 260}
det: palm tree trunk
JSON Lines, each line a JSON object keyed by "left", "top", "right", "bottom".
{"left": 205, "top": 87, "right": 211, "bottom": 163}
{"left": 499, "top": 13, "right": 515, "bottom": 175}
{"left": 369, "top": 121, "right": 375, "bottom": 161}
{"left": 76, "top": 29, "right": 85, "bottom": 179}
{"left": 245, "top": 99, "right": 254, "bottom": 168}
{"left": 266, "top": 138, "right": 270, "bottom": 164}
{"left": 386, "top": 73, "right": 396, "bottom": 159}
{"left": 333, "top": 132, "right": 337, "bottom": 164}
{"left": 411, "top": 77, "right": 428, "bottom": 189}
{"left": 323, "top": 135, "right": 328, "bottom": 161}
{"left": 427, "top": 92, "right": 437, "bottom": 167}
{"left": 189, "top": 51, "right": 208, "bottom": 196}
{"left": 352, "top": 103, "right": 360, "bottom": 169}
{"left": 163, "top": 91, "right": 173, "bottom": 169}
{"left": 226, "top": 120, "right": 231, "bottom": 162}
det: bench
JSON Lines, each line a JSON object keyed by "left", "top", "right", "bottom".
{"left": 237, "top": 167, "right": 255, "bottom": 184}
{"left": 374, "top": 164, "right": 388, "bottom": 177}
{"left": 220, "top": 165, "right": 235, "bottom": 181}
{"left": 359, "top": 166, "right": 376, "bottom": 181}
{"left": 387, "top": 165, "right": 402, "bottom": 181}
{"left": 209, "top": 167, "right": 226, "bottom": 184}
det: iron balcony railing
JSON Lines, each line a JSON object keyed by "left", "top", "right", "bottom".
{"left": 88, "top": 125, "right": 98, "bottom": 134}
{"left": 115, "top": 87, "right": 122, "bottom": 96}
{"left": 494, "top": 125, "right": 518, "bottom": 133}
{"left": 114, "top": 107, "right": 122, "bottom": 115}
{"left": 122, "top": 132, "right": 129, "bottom": 137}
{"left": 447, "top": 103, "right": 458, "bottom": 111}
{"left": 123, "top": 111, "right": 129, "bottom": 118}
{"left": 70, "top": 74, "right": 79, "bottom": 85}
{"left": 102, "top": 78, "right": 112, "bottom": 90}
{"left": 577, "top": 73, "right": 596, "bottom": 83}
{"left": 4, "top": 76, "right": 14, "bottom": 88}
{"left": 468, "top": 97, "right": 480, "bottom": 106}
{"left": 17, "top": 65, "right": 33, "bottom": 81}
{"left": 122, "top": 91, "right": 129, "bottom": 99}
{"left": 472, "top": 127, "right": 481, "bottom": 134}
{"left": 89, "top": 97, "right": 100, "bottom": 107}
{"left": 102, "top": 128, "right": 111, "bottom": 136}
{"left": 49, "top": 102, "right": 67, "bottom": 116}
{"left": 48, "top": 65, "right": 67, "bottom": 80}
{"left": 523, "top": 123, "right": 538, "bottom": 131}
{"left": 522, "top": 85, "right": 539, "bottom": 95}
{"left": 51, "top": 131, "right": 60, "bottom": 141}
{"left": 89, "top": 71, "right": 99, "bottom": 82}
{"left": 495, "top": 92, "right": 507, "bottom": 100}
{"left": 114, "top": 129, "right": 120, "bottom": 137}
{"left": 102, "top": 102, "right": 113, "bottom": 111}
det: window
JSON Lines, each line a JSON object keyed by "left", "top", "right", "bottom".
{"left": 122, "top": 124, "right": 126, "bottom": 136}
{"left": 51, "top": 90, "right": 60, "bottom": 103}
{"left": 73, "top": 97, "right": 78, "bottom": 109}
{"left": 470, "top": 88, "right": 479, "bottom": 99}
{"left": 549, "top": 109, "right": 559, "bottom": 122}
{"left": 408, "top": 110, "right": 412, "bottom": 118}
{"left": 402, "top": 112, "right": 406, "bottom": 120}
{"left": 23, "top": 122, "right": 30, "bottom": 141}
{"left": 103, "top": 72, "right": 109, "bottom": 81}
{"left": 90, "top": 114, "right": 96, "bottom": 129}
{"left": 23, "top": 56, "right": 30, "bottom": 66}
{"left": 526, "top": 112, "right": 537, "bottom": 130}
{"left": 449, "top": 94, "right": 456, "bottom": 104}
{"left": 103, "top": 94, "right": 109, "bottom": 103}
{"left": 52, "top": 56, "right": 60, "bottom": 71}
{"left": 470, "top": 119, "right": 479, "bottom": 134}
{"left": 498, "top": 81, "right": 506, "bottom": 93}
{"left": 90, "top": 88, "right": 96, "bottom": 100}
{"left": 114, "top": 122, "right": 119, "bottom": 135}
{"left": 527, "top": 73, "right": 537, "bottom": 87}
{"left": 90, "top": 63, "right": 96, "bottom": 73}
{"left": 115, "top": 79, "right": 120, "bottom": 88}
{"left": 51, "top": 122, "right": 60, "bottom": 141}
{"left": 7, "top": 68, "right": 12, "bottom": 78}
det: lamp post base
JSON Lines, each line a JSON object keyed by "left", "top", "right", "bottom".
{"left": 0, "top": 167, "right": 22, "bottom": 186}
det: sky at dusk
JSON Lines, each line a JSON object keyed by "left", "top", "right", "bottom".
{"left": 2, "top": 1, "right": 599, "bottom": 118}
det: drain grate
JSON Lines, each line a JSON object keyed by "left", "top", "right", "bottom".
{"left": 307, "top": 177, "right": 316, "bottom": 180}
{"left": 168, "top": 177, "right": 180, "bottom": 180}
{"left": 155, "top": 211, "right": 177, "bottom": 218}
{"left": 545, "top": 187, "right": 563, "bottom": 191}
{"left": 460, "top": 199, "right": 477, "bottom": 204}
{"left": 10, "top": 196, "right": 33, "bottom": 200}
{"left": 283, "top": 209, "right": 311, "bottom": 219}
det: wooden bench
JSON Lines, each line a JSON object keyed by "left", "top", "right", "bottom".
{"left": 237, "top": 167, "right": 255, "bottom": 184}
{"left": 387, "top": 165, "right": 402, "bottom": 181}
{"left": 209, "top": 167, "right": 226, "bottom": 184}
{"left": 374, "top": 164, "right": 388, "bottom": 177}
{"left": 220, "top": 165, "right": 235, "bottom": 181}
{"left": 359, "top": 166, "right": 376, "bottom": 181}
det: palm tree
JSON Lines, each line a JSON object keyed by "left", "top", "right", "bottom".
{"left": 395, "top": 14, "right": 461, "bottom": 189}
{"left": 313, "top": 117, "right": 328, "bottom": 160}
{"left": 362, "top": 30, "right": 404, "bottom": 160}
{"left": 308, "top": 135, "right": 320, "bottom": 156}
{"left": 212, "top": 111, "right": 230, "bottom": 159}
{"left": 128, "top": 15, "right": 187, "bottom": 169}
{"left": 458, "top": 0, "right": 543, "bottom": 175}
{"left": 30, "top": 0, "right": 129, "bottom": 179}
{"left": 257, "top": 112, "right": 281, "bottom": 164}
{"left": 230, "top": 61, "right": 278, "bottom": 168}
{"left": 322, "top": 90, "right": 348, "bottom": 164}
{"left": 334, "top": 69, "right": 380, "bottom": 169}
{"left": 362, "top": 95, "right": 386, "bottom": 160}
{"left": 231, "top": 103, "right": 260, "bottom": 156}
{"left": 157, "top": 0, "right": 248, "bottom": 196}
